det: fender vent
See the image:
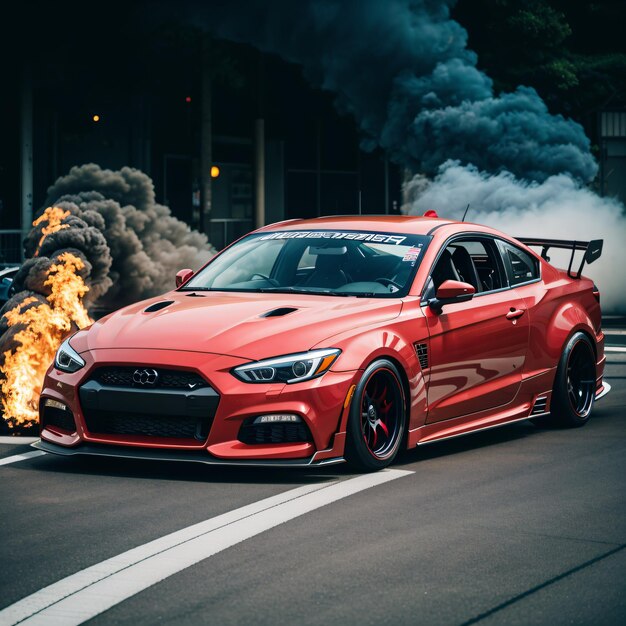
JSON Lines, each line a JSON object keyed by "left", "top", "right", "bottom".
{"left": 531, "top": 396, "right": 548, "bottom": 415}
{"left": 144, "top": 300, "right": 174, "bottom": 313}
{"left": 260, "top": 307, "right": 298, "bottom": 318}
{"left": 414, "top": 343, "right": 429, "bottom": 369}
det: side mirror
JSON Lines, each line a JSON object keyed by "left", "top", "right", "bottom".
{"left": 429, "top": 279, "right": 475, "bottom": 313}
{"left": 176, "top": 268, "right": 194, "bottom": 288}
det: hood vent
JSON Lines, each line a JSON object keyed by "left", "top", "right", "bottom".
{"left": 414, "top": 342, "right": 429, "bottom": 369}
{"left": 144, "top": 300, "right": 174, "bottom": 313}
{"left": 260, "top": 307, "right": 298, "bottom": 318}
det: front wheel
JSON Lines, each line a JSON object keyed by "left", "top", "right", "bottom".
{"left": 542, "top": 332, "right": 596, "bottom": 428}
{"left": 345, "top": 359, "right": 407, "bottom": 471}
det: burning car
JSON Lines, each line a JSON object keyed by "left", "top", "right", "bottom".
{"left": 33, "top": 214, "right": 609, "bottom": 471}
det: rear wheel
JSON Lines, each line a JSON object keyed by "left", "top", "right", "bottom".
{"left": 345, "top": 359, "right": 407, "bottom": 471}
{"left": 543, "top": 332, "right": 596, "bottom": 428}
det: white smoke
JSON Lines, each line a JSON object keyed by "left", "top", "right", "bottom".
{"left": 402, "top": 162, "right": 626, "bottom": 313}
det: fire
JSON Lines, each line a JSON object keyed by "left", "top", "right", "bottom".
{"left": 0, "top": 252, "right": 92, "bottom": 428}
{"left": 33, "top": 206, "right": 71, "bottom": 256}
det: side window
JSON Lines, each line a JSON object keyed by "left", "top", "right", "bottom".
{"left": 449, "top": 240, "right": 505, "bottom": 292}
{"left": 500, "top": 241, "right": 540, "bottom": 285}
{"left": 424, "top": 237, "right": 505, "bottom": 301}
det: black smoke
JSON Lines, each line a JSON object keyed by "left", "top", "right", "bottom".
{"left": 189, "top": 0, "right": 597, "bottom": 183}
{"left": 183, "top": 0, "right": 623, "bottom": 309}
{"left": 1, "top": 164, "right": 215, "bottom": 357}
{"left": 41, "top": 164, "right": 214, "bottom": 308}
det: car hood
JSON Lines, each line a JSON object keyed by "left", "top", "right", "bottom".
{"left": 76, "top": 291, "right": 402, "bottom": 361}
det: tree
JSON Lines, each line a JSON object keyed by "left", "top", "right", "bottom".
{"left": 454, "top": 0, "right": 626, "bottom": 121}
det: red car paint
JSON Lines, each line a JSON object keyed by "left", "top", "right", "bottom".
{"left": 36, "top": 215, "right": 608, "bottom": 467}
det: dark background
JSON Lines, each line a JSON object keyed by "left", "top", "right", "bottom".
{"left": 0, "top": 0, "right": 624, "bottom": 258}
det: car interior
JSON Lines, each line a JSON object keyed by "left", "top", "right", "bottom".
{"left": 293, "top": 242, "right": 413, "bottom": 293}
{"left": 426, "top": 239, "right": 505, "bottom": 299}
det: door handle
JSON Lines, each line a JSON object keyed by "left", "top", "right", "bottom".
{"left": 506, "top": 308, "right": 525, "bottom": 320}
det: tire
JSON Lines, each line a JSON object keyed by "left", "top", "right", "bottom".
{"left": 345, "top": 359, "right": 407, "bottom": 471}
{"left": 545, "top": 332, "right": 596, "bottom": 428}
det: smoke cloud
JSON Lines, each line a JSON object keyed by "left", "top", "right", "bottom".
{"left": 402, "top": 162, "right": 626, "bottom": 313}
{"left": 1, "top": 164, "right": 215, "bottom": 367}
{"left": 188, "top": 0, "right": 623, "bottom": 309}
{"left": 199, "top": 0, "right": 597, "bottom": 182}
{"left": 14, "top": 164, "right": 215, "bottom": 310}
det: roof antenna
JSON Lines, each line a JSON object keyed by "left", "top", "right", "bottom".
{"left": 461, "top": 204, "right": 470, "bottom": 221}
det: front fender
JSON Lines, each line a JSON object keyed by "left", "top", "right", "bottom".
{"left": 313, "top": 304, "right": 429, "bottom": 435}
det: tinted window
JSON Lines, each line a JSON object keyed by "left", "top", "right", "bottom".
{"left": 210, "top": 239, "right": 284, "bottom": 288}
{"left": 183, "top": 230, "right": 429, "bottom": 298}
{"left": 424, "top": 237, "right": 505, "bottom": 300}
{"left": 500, "top": 242, "right": 540, "bottom": 285}
{"left": 448, "top": 240, "right": 505, "bottom": 292}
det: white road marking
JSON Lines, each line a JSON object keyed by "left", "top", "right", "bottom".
{"left": 0, "top": 468, "right": 412, "bottom": 625}
{"left": 604, "top": 329, "right": 626, "bottom": 336}
{"left": 0, "top": 437, "right": 38, "bottom": 445}
{"left": 605, "top": 347, "right": 626, "bottom": 353}
{"left": 0, "top": 450, "right": 46, "bottom": 467}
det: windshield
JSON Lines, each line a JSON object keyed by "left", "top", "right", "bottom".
{"left": 182, "top": 230, "right": 430, "bottom": 297}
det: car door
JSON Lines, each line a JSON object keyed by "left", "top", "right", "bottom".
{"left": 423, "top": 237, "right": 530, "bottom": 423}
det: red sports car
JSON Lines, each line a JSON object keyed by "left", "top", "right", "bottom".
{"left": 34, "top": 215, "right": 610, "bottom": 471}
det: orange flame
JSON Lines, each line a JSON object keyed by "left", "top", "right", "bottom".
{"left": 33, "top": 206, "right": 71, "bottom": 256}
{"left": 0, "top": 252, "right": 92, "bottom": 427}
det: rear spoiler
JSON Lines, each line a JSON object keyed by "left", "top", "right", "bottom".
{"left": 515, "top": 237, "right": 603, "bottom": 279}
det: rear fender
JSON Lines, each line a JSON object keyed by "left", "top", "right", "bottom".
{"left": 547, "top": 301, "right": 596, "bottom": 363}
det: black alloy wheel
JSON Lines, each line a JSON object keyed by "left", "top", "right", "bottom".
{"left": 345, "top": 359, "right": 407, "bottom": 471}
{"left": 542, "top": 332, "right": 596, "bottom": 428}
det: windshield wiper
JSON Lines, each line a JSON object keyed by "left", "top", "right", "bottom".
{"left": 257, "top": 287, "right": 350, "bottom": 296}
{"left": 258, "top": 287, "right": 386, "bottom": 297}
{"left": 178, "top": 286, "right": 380, "bottom": 297}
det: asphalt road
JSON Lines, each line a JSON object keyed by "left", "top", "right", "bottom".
{"left": 0, "top": 353, "right": 624, "bottom": 625}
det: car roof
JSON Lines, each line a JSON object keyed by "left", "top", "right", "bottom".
{"left": 256, "top": 215, "right": 457, "bottom": 236}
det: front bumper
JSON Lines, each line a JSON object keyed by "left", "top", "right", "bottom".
{"left": 39, "top": 348, "right": 358, "bottom": 463}
{"left": 32, "top": 439, "right": 345, "bottom": 467}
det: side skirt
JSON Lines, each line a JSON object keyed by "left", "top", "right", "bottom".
{"left": 411, "top": 376, "right": 610, "bottom": 448}
{"left": 416, "top": 413, "right": 546, "bottom": 447}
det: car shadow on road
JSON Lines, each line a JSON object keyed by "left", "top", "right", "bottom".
{"left": 18, "top": 452, "right": 351, "bottom": 485}
{"left": 14, "top": 412, "right": 614, "bottom": 483}
{"left": 395, "top": 419, "right": 542, "bottom": 467}
{"left": 20, "top": 422, "right": 537, "bottom": 484}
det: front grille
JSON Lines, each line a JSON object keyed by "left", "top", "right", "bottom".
{"left": 41, "top": 405, "right": 76, "bottom": 433}
{"left": 79, "top": 369, "right": 219, "bottom": 444}
{"left": 93, "top": 367, "right": 208, "bottom": 390}
{"left": 414, "top": 342, "right": 429, "bottom": 369}
{"left": 84, "top": 410, "right": 210, "bottom": 440}
{"left": 238, "top": 420, "right": 312, "bottom": 445}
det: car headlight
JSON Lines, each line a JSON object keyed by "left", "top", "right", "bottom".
{"left": 54, "top": 337, "right": 86, "bottom": 373}
{"left": 233, "top": 348, "right": 341, "bottom": 384}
